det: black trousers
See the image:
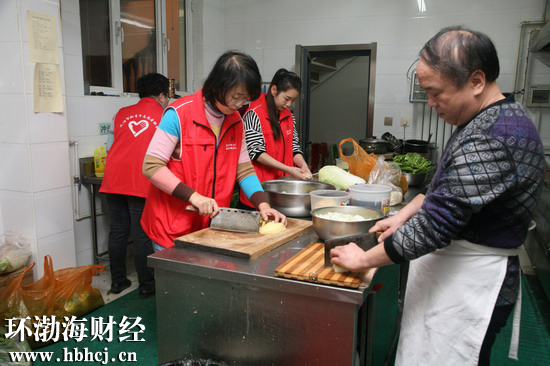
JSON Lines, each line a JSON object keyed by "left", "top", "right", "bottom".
{"left": 478, "top": 303, "right": 515, "bottom": 366}
{"left": 105, "top": 193, "right": 155, "bottom": 291}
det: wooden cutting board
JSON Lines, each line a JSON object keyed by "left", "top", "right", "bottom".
{"left": 275, "top": 243, "right": 365, "bottom": 288}
{"left": 175, "top": 218, "right": 312, "bottom": 259}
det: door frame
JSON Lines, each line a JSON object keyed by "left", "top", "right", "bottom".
{"left": 295, "top": 43, "right": 377, "bottom": 158}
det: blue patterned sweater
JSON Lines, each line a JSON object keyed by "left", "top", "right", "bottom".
{"left": 385, "top": 95, "right": 545, "bottom": 305}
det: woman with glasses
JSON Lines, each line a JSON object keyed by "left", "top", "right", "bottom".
{"left": 238, "top": 68, "right": 311, "bottom": 209}
{"left": 140, "top": 51, "right": 286, "bottom": 251}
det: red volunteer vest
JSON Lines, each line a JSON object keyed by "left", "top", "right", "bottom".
{"left": 140, "top": 90, "right": 243, "bottom": 248}
{"left": 100, "top": 97, "right": 163, "bottom": 198}
{"left": 240, "top": 93, "right": 294, "bottom": 207}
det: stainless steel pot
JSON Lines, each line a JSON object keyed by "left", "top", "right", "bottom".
{"left": 359, "top": 138, "right": 389, "bottom": 154}
{"left": 262, "top": 180, "right": 336, "bottom": 217}
{"left": 403, "top": 139, "right": 430, "bottom": 154}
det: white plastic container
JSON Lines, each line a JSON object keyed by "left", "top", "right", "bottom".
{"left": 310, "top": 190, "right": 351, "bottom": 211}
{"left": 348, "top": 184, "right": 392, "bottom": 215}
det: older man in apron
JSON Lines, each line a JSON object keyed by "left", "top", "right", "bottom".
{"left": 330, "top": 26, "right": 545, "bottom": 365}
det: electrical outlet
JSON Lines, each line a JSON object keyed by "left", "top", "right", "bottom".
{"left": 384, "top": 117, "right": 393, "bottom": 126}
{"left": 400, "top": 117, "right": 410, "bottom": 127}
{"left": 99, "top": 122, "right": 111, "bottom": 135}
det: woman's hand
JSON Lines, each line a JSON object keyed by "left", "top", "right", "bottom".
{"left": 188, "top": 192, "right": 219, "bottom": 218}
{"left": 258, "top": 202, "right": 287, "bottom": 226}
{"left": 369, "top": 214, "right": 407, "bottom": 243}
{"left": 299, "top": 165, "right": 313, "bottom": 180}
{"left": 330, "top": 243, "right": 369, "bottom": 272}
{"left": 288, "top": 166, "right": 311, "bottom": 180}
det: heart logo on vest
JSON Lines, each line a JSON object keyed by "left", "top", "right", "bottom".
{"left": 128, "top": 120, "right": 149, "bottom": 137}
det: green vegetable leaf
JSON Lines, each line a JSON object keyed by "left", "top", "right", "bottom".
{"left": 394, "top": 153, "right": 433, "bottom": 174}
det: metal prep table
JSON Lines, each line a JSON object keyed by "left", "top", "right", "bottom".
{"left": 149, "top": 230, "right": 379, "bottom": 366}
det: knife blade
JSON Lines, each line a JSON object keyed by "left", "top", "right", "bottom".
{"left": 209, "top": 207, "right": 261, "bottom": 233}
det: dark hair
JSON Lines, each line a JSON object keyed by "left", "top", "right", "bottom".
{"left": 202, "top": 51, "right": 262, "bottom": 109}
{"left": 419, "top": 26, "right": 500, "bottom": 88}
{"left": 266, "top": 68, "right": 302, "bottom": 139}
{"left": 137, "top": 73, "right": 169, "bottom": 99}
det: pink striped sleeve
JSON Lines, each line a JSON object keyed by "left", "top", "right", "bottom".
{"left": 238, "top": 131, "right": 251, "bottom": 164}
{"left": 150, "top": 166, "right": 182, "bottom": 195}
{"left": 146, "top": 129, "right": 180, "bottom": 161}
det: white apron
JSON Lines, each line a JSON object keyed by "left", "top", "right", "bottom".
{"left": 395, "top": 239, "right": 521, "bottom": 366}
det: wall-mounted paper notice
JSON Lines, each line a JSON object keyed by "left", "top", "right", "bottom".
{"left": 33, "top": 63, "right": 63, "bottom": 113}
{"left": 27, "top": 10, "right": 58, "bottom": 64}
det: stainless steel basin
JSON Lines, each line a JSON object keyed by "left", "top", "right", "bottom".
{"left": 262, "top": 180, "right": 336, "bottom": 217}
{"left": 311, "top": 206, "right": 384, "bottom": 240}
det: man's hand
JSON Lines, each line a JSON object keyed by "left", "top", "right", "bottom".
{"left": 330, "top": 243, "right": 369, "bottom": 272}
{"left": 370, "top": 214, "right": 407, "bottom": 242}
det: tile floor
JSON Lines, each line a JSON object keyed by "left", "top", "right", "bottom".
{"left": 92, "top": 254, "right": 139, "bottom": 304}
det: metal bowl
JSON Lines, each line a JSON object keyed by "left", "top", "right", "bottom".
{"left": 311, "top": 206, "right": 384, "bottom": 240}
{"left": 262, "top": 180, "right": 336, "bottom": 217}
{"left": 404, "top": 172, "right": 428, "bottom": 187}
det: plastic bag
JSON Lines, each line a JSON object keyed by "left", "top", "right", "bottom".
{"left": 368, "top": 156, "right": 408, "bottom": 205}
{"left": 0, "top": 326, "right": 32, "bottom": 365}
{"left": 159, "top": 359, "right": 228, "bottom": 366}
{"left": 338, "top": 138, "right": 377, "bottom": 181}
{"left": 0, "top": 232, "right": 32, "bottom": 274}
{"left": 52, "top": 258, "right": 105, "bottom": 318}
{"left": 0, "top": 264, "right": 34, "bottom": 327}
{"left": 0, "top": 256, "right": 105, "bottom": 349}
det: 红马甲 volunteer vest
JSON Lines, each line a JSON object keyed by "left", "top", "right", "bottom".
{"left": 240, "top": 93, "right": 294, "bottom": 207}
{"left": 100, "top": 97, "right": 163, "bottom": 198}
{"left": 141, "top": 90, "right": 243, "bottom": 247}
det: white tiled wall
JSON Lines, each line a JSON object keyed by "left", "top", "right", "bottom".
{"left": 218, "top": 0, "right": 548, "bottom": 143}
{"left": 36, "top": 230, "right": 77, "bottom": 275}
{"left": 0, "top": 94, "right": 28, "bottom": 144}
{"left": 0, "top": 0, "right": 76, "bottom": 277}
{"left": 0, "top": 42, "right": 25, "bottom": 94}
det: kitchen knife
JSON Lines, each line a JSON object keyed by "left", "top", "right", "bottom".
{"left": 324, "top": 232, "right": 380, "bottom": 266}
{"left": 186, "top": 205, "right": 261, "bottom": 233}
{"left": 210, "top": 207, "right": 261, "bottom": 233}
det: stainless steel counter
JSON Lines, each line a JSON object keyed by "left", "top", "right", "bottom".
{"left": 148, "top": 185, "right": 426, "bottom": 365}
{"left": 149, "top": 230, "right": 376, "bottom": 365}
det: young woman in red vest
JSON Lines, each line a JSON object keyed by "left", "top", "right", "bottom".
{"left": 141, "top": 51, "right": 286, "bottom": 250}
{"left": 239, "top": 68, "right": 311, "bottom": 209}
{"left": 100, "top": 73, "right": 169, "bottom": 298}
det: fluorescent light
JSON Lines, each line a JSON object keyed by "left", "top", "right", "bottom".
{"left": 417, "top": 0, "right": 426, "bottom": 13}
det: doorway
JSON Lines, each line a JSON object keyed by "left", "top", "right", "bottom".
{"left": 295, "top": 44, "right": 377, "bottom": 170}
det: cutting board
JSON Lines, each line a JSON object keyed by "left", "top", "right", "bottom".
{"left": 275, "top": 243, "right": 366, "bottom": 288}
{"left": 175, "top": 218, "right": 312, "bottom": 259}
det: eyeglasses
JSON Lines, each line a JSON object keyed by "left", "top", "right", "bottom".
{"left": 227, "top": 95, "right": 251, "bottom": 107}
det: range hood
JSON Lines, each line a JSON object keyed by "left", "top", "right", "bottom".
{"left": 530, "top": 22, "right": 550, "bottom": 67}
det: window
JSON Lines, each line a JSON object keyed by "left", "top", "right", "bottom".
{"left": 80, "top": 0, "right": 112, "bottom": 89}
{"left": 79, "top": 0, "right": 190, "bottom": 94}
